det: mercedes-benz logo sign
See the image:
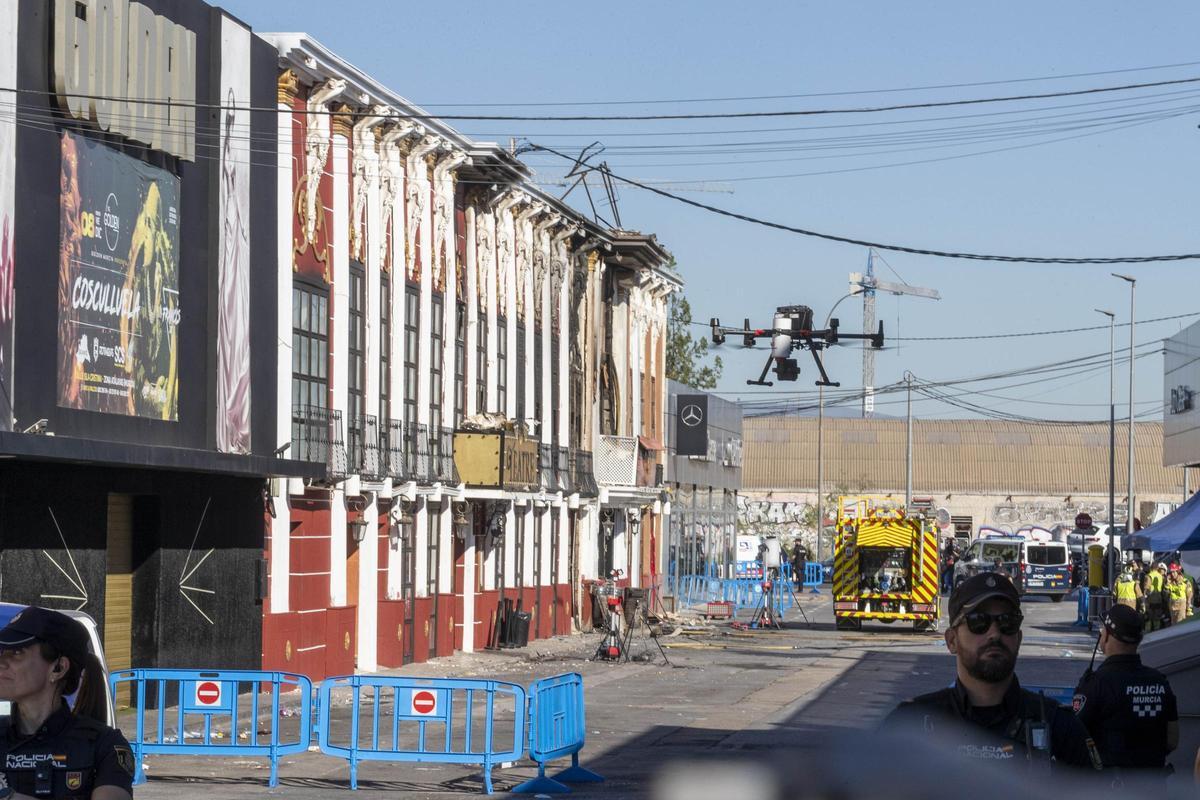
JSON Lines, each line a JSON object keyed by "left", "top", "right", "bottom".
{"left": 681, "top": 404, "right": 704, "bottom": 427}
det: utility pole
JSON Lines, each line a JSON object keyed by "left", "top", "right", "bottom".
{"left": 905, "top": 371, "right": 914, "bottom": 509}
{"left": 1113, "top": 274, "right": 1137, "bottom": 537}
{"left": 850, "top": 250, "right": 940, "bottom": 419}
{"left": 816, "top": 383, "right": 824, "bottom": 582}
{"left": 1096, "top": 308, "right": 1116, "bottom": 588}
{"left": 861, "top": 251, "right": 876, "bottom": 418}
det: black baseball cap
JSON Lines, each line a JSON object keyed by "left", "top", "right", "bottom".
{"left": 1102, "top": 604, "right": 1143, "bottom": 644}
{"left": 948, "top": 572, "right": 1021, "bottom": 623}
{"left": 0, "top": 607, "right": 90, "bottom": 662}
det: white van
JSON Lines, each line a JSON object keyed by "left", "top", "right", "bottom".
{"left": 0, "top": 603, "right": 115, "bottom": 726}
{"left": 954, "top": 538, "right": 1071, "bottom": 600}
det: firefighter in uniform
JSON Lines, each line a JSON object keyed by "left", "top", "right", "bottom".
{"left": 0, "top": 608, "right": 134, "bottom": 799}
{"left": 1073, "top": 604, "right": 1178, "bottom": 783}
{"left": 881, "top": 572, "right": 1102, "bottom": 773}
{"left": 1145, "top": 563, "right": 1166, "bottom": 630}
{"left": 1166, "top": 567, "right": 1189, "bottom": 625}
{"left": 1114, "top": 564, "right": 1141, "bottom": 611}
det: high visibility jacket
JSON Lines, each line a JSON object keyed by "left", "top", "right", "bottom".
{"left": 1148, "top": 572, "right": 1164, "bottom": 593}
{"left": 1166, "top": 581, "right": 1187, "bottom": 602}
{"left": 1115, "top": 577, "right": 1138, "bottom": 602}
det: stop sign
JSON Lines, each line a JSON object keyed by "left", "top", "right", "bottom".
{"left": 195, "top": 681, "right": 222, "bottom": 707}
{"left": 1075, "top": 512, "right": 1093, "bottom": 530}
{"left": 411, "top": 689, "right": 438, "bottom": 716}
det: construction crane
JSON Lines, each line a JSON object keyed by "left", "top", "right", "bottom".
{"left": 850, "top": 250, "right": 940, "bottom": 417}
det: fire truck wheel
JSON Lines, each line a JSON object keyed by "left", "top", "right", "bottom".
{"left": 913, "top": 620, "right": 935, "bottom": 632}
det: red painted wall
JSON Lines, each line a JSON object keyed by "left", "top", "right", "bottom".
{"left": 377, "top": 599, "right": 405, "bottom": 668}
{"left": 325, "top": 606, "right": 356, "bottom": 677}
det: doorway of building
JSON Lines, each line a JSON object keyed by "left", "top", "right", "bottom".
{"left": 426, "top": 504, "right": 442, "bottom": 660}
{"left": 105, "top": 494, "right": 133, "bottom": 708}
{"left": 401, "top": 519, "right": 416, "bottom": 665}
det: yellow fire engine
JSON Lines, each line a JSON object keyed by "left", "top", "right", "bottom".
{"left": 833, "top": 497, "right": 940, "bottom": 632}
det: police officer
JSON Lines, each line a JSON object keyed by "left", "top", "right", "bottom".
{"left": 1073, "top": 604, "right": 1178, "bottom": 781}
{"left": 881, "top": 572, "right": 1101, "bottom": 773}
{"left": 0, "top": 607, "right": 134, "bottom": 799}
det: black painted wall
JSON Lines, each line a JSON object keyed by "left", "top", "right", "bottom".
{"left": 0, "top": 463, "right": 263, "bottom": 670}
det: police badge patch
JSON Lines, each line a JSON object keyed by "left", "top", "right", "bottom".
{"left": 1072, "top": 693, "right": 1087, "bottom": 714}
{"left": 114, "top": 746, "right": 135, "bottom": 777}
{"left": 66, "top": 771, "right": 82, "bottom": 790}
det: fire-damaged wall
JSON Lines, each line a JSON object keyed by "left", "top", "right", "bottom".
{"left": 0, "top": 463, "right": 264, "bottom": 670}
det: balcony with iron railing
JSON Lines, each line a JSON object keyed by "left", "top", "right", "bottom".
{"left": 384, "top": 418, "right": 409, "bottom": 482}
{"left": 537, "top": 443, "right": 555, "bottom": 492}
{"left": 346, "top": 413, "right": 386, "bottom": 481}
{"left": 432, "top": 427, "right": 459, "bottom": 485}
{"left": 556, "top": 446, "right": 573, "bottom": 494}
{"left": 291, "top": 405, "right": 347, "bottom": 483}
{"left": 407, "top": 422, "right": 433, "bottom": 484}
{"left": 569, "top": 449, "right": 598, "bottom": 497}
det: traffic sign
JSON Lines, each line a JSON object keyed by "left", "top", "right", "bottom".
{"left": 195, "top": 681, "right": 222, "bottom": 707}
{"left": 411, "top": 689, "right": 438, "bottom": 717}
{"left": 1075, "top": 512, "right": 1093, "bottom": 530}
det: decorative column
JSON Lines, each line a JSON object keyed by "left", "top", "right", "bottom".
{"left": 329, "top": 102, "right": 354, "bottom": 608}
{"left": 271, "top": 69, "right": 299, "bottom": 615}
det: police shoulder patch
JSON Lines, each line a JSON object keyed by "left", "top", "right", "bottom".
{"left": 1072, "top": 693, "right": 1087, "bottom": 714}
{"left": 65, "top": 771, "right": 82, "bottom": 790}
{"left": 1085, "top": 737, "right": 1103, "bottom": 771}
{"left": 114, "top": 745, "right": 135, "bottom": 777}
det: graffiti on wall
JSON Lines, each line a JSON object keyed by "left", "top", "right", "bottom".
{"left": 736, "top": 496, "right": 811, "bottom": 528}
{"left": 990, "top": 500, "right": 1115, "bottom": 528}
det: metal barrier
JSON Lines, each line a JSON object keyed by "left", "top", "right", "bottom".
{"left": 316, "top": 675, "right": 526, "bottom": 795}
{"left": 804, "top": 562, "right": 823, "bottom": 588}
{"left": 110, "top": 669, "right": 312, "bottom": 788}
{"left": 513, "top": 673, "right": 603, "bottom": 794}
{"left": 1024, "top": 685, "right": 1076, "bottom": 707}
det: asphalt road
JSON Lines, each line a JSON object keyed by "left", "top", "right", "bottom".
{"left": 125, "top": 591, "right": 1106, "bottom": 799}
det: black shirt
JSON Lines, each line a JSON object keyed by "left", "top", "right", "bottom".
{"left": 1073, "top": 653, "right": 1178, "bottom": 770}
{"left": 2, "top": 702, "right": 134, "bottom": 798}
{"left": 881, "top": 677, "right": 1102, "bottom": 773}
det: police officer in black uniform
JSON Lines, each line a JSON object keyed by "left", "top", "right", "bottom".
{"left": 1073, "top": 604, "right": 1179, "bottom": 781}
{"left": 881, "top": 572, "right": 1102, "bottom": 774}
{"left": 0, "top": 607, "right": 133, "bottom": 799}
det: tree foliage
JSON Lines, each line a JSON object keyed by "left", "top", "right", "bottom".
{"left": 666, "top": 293, "right": 723, "bottom": 390}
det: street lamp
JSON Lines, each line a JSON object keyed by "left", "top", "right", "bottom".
{"left": 1112, "top": 274, "right": 1136, "bottom": 541}
{"left": 1095, "top": 308, "right": 1116, "bottom": 588}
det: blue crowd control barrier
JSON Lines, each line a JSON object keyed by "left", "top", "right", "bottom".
{"left": 110, "top": 668, "right": 312, "bottom": 788}
{"left": 1073, "top": 586, "right": 1090, "bottom": 627}
{"left": 316, "top": 675, "right": 526, "bottom": 795}
{"left": 513, "top": 673, "right": 602, "bottom": 794}
{"left": 804, "top": 562, "right": 823, "bottom": 590}
{"left": 1024, "top": 685, "right": 1076, "bottom": 707}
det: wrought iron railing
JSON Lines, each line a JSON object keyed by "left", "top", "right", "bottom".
{"left": 384, "top": 418, "right": 408, "bottom": 481}
{"left": 557, "top": 446, "right": 573, "bottom": 494}
{"left": 538, "top": 443, "right": 555, "bottom": 491}
{"left": 407, "top": 422, "right": 433, "bottom": 484}
{"left": 573, "top": 449, "right": 599, "bottom": 497}
{"left": 291, "top": 404, "right": 347, "bottom": 483}
{"left": 433, "top": 427, "right": 459, "bottom": 484}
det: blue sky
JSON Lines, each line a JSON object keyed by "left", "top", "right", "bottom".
{"left": 220, "top": 0, "right": 1200, "bottom": 421}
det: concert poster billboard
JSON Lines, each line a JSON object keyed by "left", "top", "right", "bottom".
{"left": 57, "top": 132, "right": 181, "bottom": 420}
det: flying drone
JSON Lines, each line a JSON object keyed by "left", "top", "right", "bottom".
{"left": 710, "top": 305, "right": 884, "bottom": 387}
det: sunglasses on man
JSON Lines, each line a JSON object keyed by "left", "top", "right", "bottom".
{"left": 956, "top": 610, "right": 1023, "bottom": 635}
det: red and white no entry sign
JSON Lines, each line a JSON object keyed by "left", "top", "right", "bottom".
{"left": 195, "top": 681, "right": 222, "bottom": 707}
{"left": 411, "top": 689, "right": 438, "bottom": 716}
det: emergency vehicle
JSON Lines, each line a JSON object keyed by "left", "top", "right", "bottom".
{"left": 833, "top": 497, "right": 940, "bottom": 632}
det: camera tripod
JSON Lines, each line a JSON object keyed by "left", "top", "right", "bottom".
{"left": 749, "top": 568, "right": 811, "bottom": 629}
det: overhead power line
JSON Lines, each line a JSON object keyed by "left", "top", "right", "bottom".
{"left": 528, "top": 144, "right": 1200, "bottom": 263}
{"left": 419, "top": 59, "right": 1200, "bottom": 108}
{"left": 8, "top": 73, "right": 1200, "bottom": 122}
